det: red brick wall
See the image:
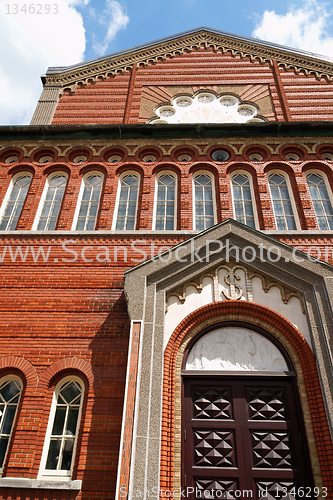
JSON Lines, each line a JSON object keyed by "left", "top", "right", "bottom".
{"left": 2, "top": 139, "right": 333, "bottom": 497}
{"left": 51, "top": 47, "right": 333, "bottom": 125}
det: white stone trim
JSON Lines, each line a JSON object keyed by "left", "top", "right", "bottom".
{"left": 0, "top": 478, "right": 82, "bottom": 490}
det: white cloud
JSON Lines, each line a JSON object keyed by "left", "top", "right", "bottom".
{"left": 92, "top": 0, "right": 129, "bottom": 55}
{"left": 0, "top": 0, "right": 88, "bottom": 125}
{"left": 252, "top": 0, "right": 333, "bottom": 59}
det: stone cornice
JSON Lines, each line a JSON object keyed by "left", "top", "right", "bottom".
{"left": 43, "top": 30, "right": 333, "bottom": 93}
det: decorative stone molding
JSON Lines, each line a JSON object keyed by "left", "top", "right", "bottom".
{"left": 249, "top": 273, "right": 305, "bottom": 313}
{"left": 2, "top": 137, "right": 333, "bottom": 160}
{"left": 185, "top": 326, "right": 289, "bottom": 371}
{"left": 166, "top": 264, "right": 303, "bottom": 312}
{"left": 43, "top": 29, "right": 333, "bottom": 94}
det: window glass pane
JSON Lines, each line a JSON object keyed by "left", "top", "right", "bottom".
{"left": 116, "top": 175, "right": 139, "bottom": 230}
{"left": 45, "top": 380, "right": 83, "bottom": 472}
{"left": 37, "top": 175, "right": 67, "bottom": 231}
{"left": 0, "top": 175, "right": 32, "bottom": 230}
{"left": 154, "top": 174, "right": 176, "bottom": 230}
{"left": 0, "top": 379, "right": 22, "bottom": 468}
{"left": 66, "top": 408, "right": 79, "bottom": 436}
{"left": 51, "top": 407, "right": 66, "bottom": 436}
{"left": 2, "top": 407, "right": 16, "bottom": 435}
{"left": 60, "top": 439, "right": 74, "bottom": 470}
{"left": 194, "top": 174, "right": 214, "bottom": 230}
{"left": 75, "top": 175, "right": 103, "bottom": 230}
{"left": 0, "top": 438, "right": 9, "bottom": 468}
{"left": 307, "top": 173, "right": 333, "bottom": 230}
{"left": 269, "top": 174, "right": 296, "bottom": 230}
{"left": 46, "top": 439, "right": 61, "bottom": 470}
{"left": 232, "top": 174, "right": 255, "bottom": 228}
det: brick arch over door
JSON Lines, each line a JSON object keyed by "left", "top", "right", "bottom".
{"left": 160, "top": 301, "right": 333, "bottom": 497}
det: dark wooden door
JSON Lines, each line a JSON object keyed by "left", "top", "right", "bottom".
{"left": 182, "top": 376, "right": 313, "bottom": 499}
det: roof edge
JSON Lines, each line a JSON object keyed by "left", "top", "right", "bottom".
{"left": 45, "top": 27, "right": 333, "bottom": 75}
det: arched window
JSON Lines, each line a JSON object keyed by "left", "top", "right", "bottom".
{"left": 114, "top": 173, "right": 139, "bottom": 230}
{"left": 74, "top": 173, "right": 103, "bottom": 231}
{"left": 193, "top": 173, "right": 215, "bottom": 230}
{"left": 34, "top": 173, "right": 68, "bottom": 230}
{"left": 268, "top": 172, "right": 297, "bottom": 230}
{"left": 0, "top": 376, "right": 22, "bottom": 471}
{"left": 306, "top": 172, "right": 333, "bottom": 230}
{"left": 231, "top": 173, "right": 256, "bottom": 228}
{"left": 40, "top": 378, "right": 84, "bottom": 476}
{"left": 0, "top": 173, "right": 32, "bottom": 230}
{"left": 154, "top": 173, "right": 176, "bottom": 230}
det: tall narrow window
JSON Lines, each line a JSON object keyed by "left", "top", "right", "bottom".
{"left": 0, "top": 377, "right": 22, "bottom": 471}
{"left": 42, "top": 379, "right": 83, "bottom": 475}
{"left": 0, "top": 174, "right": 32, "bottom": 230}
{"left": 75, "top": 174, "right": 103, "bottom": 230}
{"left": 36, "top": 174, "right": 67, "bottom": 230}
{"left": 154, "top": 174, "right": 176, "bottom": 230}
{"left": 306, "top": 172, "right": 333, "bottom": 230}
{"left": 231, "top": 173, "right": 256, "bottom": 228}
{"left": 194, "top": 173, "right": 215, "bottom": 230}
{"left": 115, "top": 174, "right": 139, "bottom": 230}
{"left": 268, "top": 173, "right": 297, "bottom": 230}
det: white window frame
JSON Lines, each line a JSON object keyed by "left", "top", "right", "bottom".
{"left": 305, "top": 169, "right": 333, "bottom": 230}
{"left": 71, "top": 171, "right": 104, "bottom": 231}
{"left": 267, "top": 170, "right": 300, "bottom": 230}
{"left": 0, "top": 375, "right": 23, "bottom": 476}
{"left": 112, "top": 171, "right": 140, "bottom": 230}
{"left": 152, "top": 171, "right": 177, "bottom": 230}
{"left": 230, "top": 170, "right": 258, "bottom": 229}
{"left": 0, "top": 172, "right": 33, "bottom": 230}
{"left": 32, "top": 172, "right": 68, "bottom": 231}
{"left": 38, "top": 376, "right": 84, "bottom": 480}
{"left": 192, "top": 171, "right": 217, "bottom": 230}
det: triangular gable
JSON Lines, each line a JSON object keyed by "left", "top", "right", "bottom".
{"left": 124, "top": 219, "right": 333, "bottom": 349}
{"left": 44, "top": 27, "right": 333, "bottom": 94}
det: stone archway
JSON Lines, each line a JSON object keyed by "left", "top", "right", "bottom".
{"left": 181, "top": 324, "right": 313, "bottom": 499}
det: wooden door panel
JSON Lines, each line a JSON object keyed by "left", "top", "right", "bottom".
{"left": 182, "top": 376, "right": 313, "bottom": 500}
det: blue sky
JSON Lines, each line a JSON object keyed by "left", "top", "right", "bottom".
{"left": 1, "top": 0, "right": 333, "bottom": 125}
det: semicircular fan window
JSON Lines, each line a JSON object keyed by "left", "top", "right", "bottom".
{"left": 149, "top": 92, "right": 264, "bottom": 124}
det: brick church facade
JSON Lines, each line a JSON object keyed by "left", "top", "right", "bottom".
{"left": 0, "top": 27, "right": 333, "bottom": 499}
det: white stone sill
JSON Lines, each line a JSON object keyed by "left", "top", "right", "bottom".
{"left": 0, "top": 477, "right": 82, "bottom": 490}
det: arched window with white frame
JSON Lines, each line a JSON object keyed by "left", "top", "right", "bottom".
{"left": 193, "top": 172, "right": 215, "bottom": 230}
{"left": 154, "top": 173, "right": 176, "bottom": 230}
{"left": 73, "top": 172, "right": 103, "bottom": 231}
{"left": 306, "top": 171, "right": 333, "bottom": 230}
{"left": 33, "top": 172, "right": 68, "bottom": 230}
{"left": 0, "top": 173, "right": 32, "bottom": 230}
{"left": 114, "top": 173, "right": 140, "bottom": 230}
{"left": 231, "top": 172, "right": 256, "bottom": 228}
{"left": 0, "top": 376, "right": 22, "bottom": 472}
{"left": 268, "top": 172, "right": 297, "bottom": 230}
{"left": 39, "top": 377, "right": 84, "bottom": 477}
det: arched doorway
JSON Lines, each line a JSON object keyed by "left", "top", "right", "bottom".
{"left": 181, "top": 323, "right": 314, "bottom": 499}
